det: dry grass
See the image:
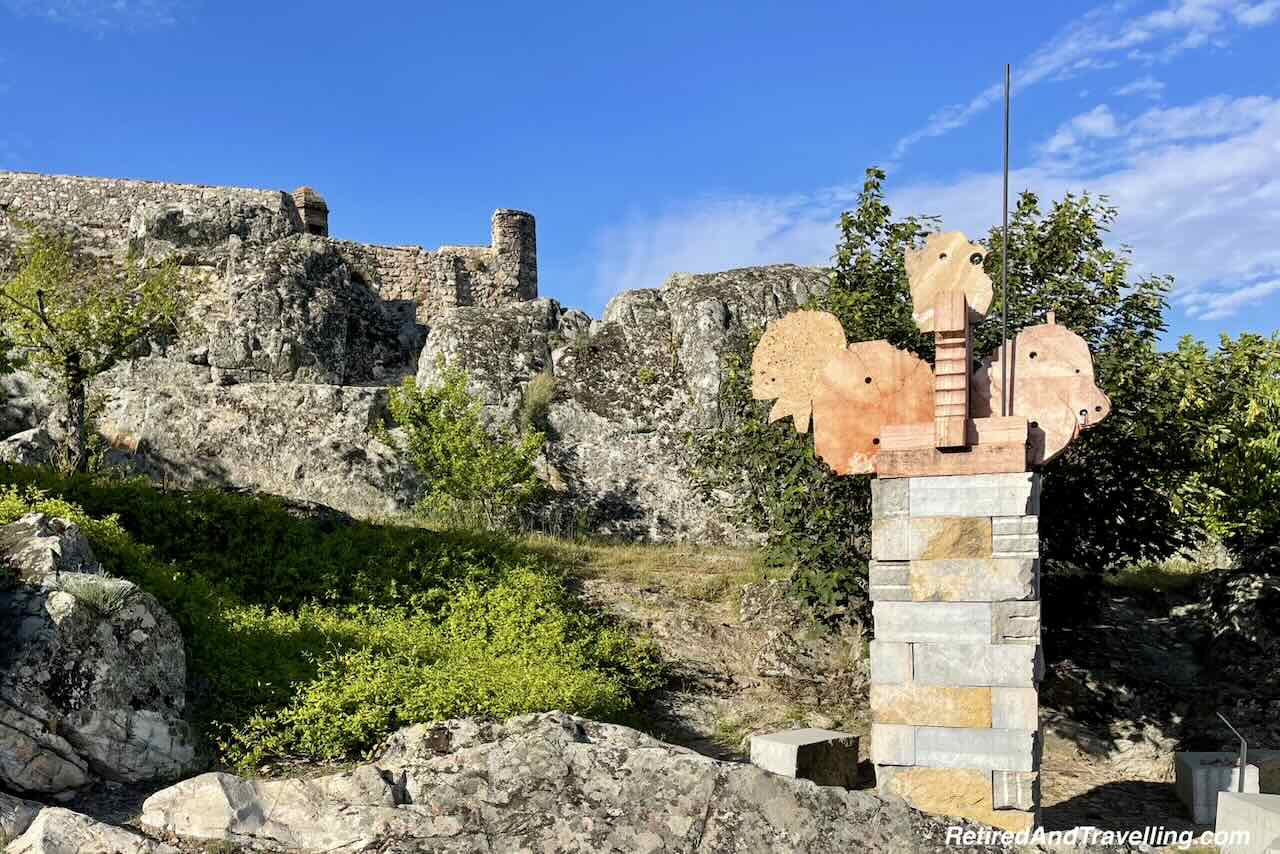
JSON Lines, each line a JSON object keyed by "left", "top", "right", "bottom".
{"left": 1107, "top": 540, "right": 1234, "bottom": 593}
{"left": 520, "top": 534, "right": 766, "bottom": 602}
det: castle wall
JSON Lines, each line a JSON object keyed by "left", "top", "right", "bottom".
{"left": 0, "top": 172, "right": 304, "bottom": 251}
{"left": 0, "top": 172, "right": 537, "bottom": 323}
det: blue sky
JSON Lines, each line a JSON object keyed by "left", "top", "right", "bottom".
{"left": 1, "top": 1, "right": 1278, "bottom": 343}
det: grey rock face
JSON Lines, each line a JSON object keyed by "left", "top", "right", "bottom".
{"left": 140, "top": 711, "right": 1001, "bottom": 854}
{"left": 0, "top": 516, "right": 194, "bottom": 797}
{"left": 0, "top": 793, "right": 41, "bottom": 844}
{"left": 415, "top": 265, "right": 829, "bottom": 541}
{"left": 0, "top": 515, "right": 100, "bottom": 580}
{"left": 5, "top": 807, "right": 177, "bottom": 854}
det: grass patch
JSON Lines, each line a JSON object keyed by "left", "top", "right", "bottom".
{"left": 0, "top": 465, "right": 664, "bottom": 769}
{"left": 1106, "top": 542, "right": 1232, "bottom": 593}
{"left": 521, "top": 533, "right": 765, "bottom": 602}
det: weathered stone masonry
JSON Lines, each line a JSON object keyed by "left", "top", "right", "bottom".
{"left": 0, "top": 172, "right": 537, "bottom": 324}
{"left": 869, "top": 471, "right": 1043, "bottom": 833}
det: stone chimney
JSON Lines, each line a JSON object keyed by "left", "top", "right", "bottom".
{"left": 291, "top": 186, "right": 329, "bottom": 237}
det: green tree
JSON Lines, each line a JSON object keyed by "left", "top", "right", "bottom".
{"left": 1164, "top": 333, "right": 1280, "bottom": 556}
{"left": 0, "top": 228, "right": 190, "bottom": 472}
{"left": 693, "top": 168, "right": 1189, "bottom": 615}
{"left": 381, "top": 362, "right": 545, "bottom": 531}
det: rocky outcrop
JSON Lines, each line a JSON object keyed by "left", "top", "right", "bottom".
{"left": 0, "top": 515, "right": 194, "bottom": 797}
{"left": 5, "top": 807, "right": 176, "bottom": 854}
{"left": 0, "top": 170, "right": 832, "bottom": 540}
{"left": 138, "top": 711, "right": 998, "bottom": 854}
{"left": 416, "top": 266, "right": 829, "bottom": 540}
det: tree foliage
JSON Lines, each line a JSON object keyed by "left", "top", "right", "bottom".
{"left": 381, "top": 362, "right": 545, "bottom": 532}
{"left": 693, "top": 167, "right": 1195, "bottom": 614}
{"left": 0, "top": 228, "right": 190, "bottom": 471}
{"left": 1164, "top": 333, "right": 1280, "bottom": 554}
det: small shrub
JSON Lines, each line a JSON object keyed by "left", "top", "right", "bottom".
{"left": 379, "top": 362, "right": 545, "bottom": 532}
{"left": 56, "top": 574, "right": 133, "bottom": 615}
{"left": 517, "top": 370, "right": 556, "bottom": 435}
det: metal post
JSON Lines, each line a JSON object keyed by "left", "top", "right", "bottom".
{"left": 1219, "top": 712, "right": 1250, "bottom": 793}
{"left": 1001, "top": 63, "right": 1011, "bottom": 417}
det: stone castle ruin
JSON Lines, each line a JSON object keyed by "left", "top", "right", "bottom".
{"left": 0, "top": 171, "right": 828, "bottom": 538}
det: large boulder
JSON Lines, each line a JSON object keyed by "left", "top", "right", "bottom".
{"left": 140, "top": 711, "right": 1014, "bottom": 854}
{"left": 4, "top": 807, "right": 176, "bottom": 854}
{"left": 0, "top": 515, "right": 195, "bottom": 797}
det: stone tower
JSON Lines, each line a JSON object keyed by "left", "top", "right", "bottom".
{"left": 491, "top": 209, "right": 537, "bottom": 302}
{"left": 292, "top": 187, "right": 329, "bottom": 237}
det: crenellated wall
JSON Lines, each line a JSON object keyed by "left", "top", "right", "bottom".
{"left": 0, "top": 172, "right": 538, "bottom": 324}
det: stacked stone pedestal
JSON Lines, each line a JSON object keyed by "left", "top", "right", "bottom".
{"left": 870, "top": 472, "right": 1042, "bottom": 833}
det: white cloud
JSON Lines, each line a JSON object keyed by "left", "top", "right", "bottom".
{"left": 1115, "top": 75, "right": 1166, "bottom": 97}
{"left": 1181, "top": 280, "right": 1280, "bottom": 318}
{"left": 2, "top": 0, "right": 178, "bottom": 30}
{"left": 892, "top": 0, "right": 1278, "bottom": 159}
{"left": 591, "top": 94, "right": 1280, "bottom": 325}
{"left": 590, "top": 191, "right": 854, "bottom": 307}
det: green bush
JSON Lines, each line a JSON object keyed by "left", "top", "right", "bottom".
{"left": 0, "top": 467, "right": 663, "bottom": 768}
{"left": 380, "top": 362, "right": 545, "bottom": 532}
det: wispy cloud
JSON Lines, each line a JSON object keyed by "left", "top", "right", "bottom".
{"left": 1181, "top": 280, "right": 1280, "bottom": 319}
{"left": 891, "top": 0, "right": 1279, "bottom": 160}
{"left": 1114, "top": 75, "right": 1165, "bottom": 97}
{"left": 590, "top": 190, "right": 855, "bottom": 307}
{"left": 2, "top": 0, "right": 179, "bottom": 31}
{"left": 592, "top": 94, "right": 1280, "bottom": 325}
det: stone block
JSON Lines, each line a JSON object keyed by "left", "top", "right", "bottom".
{"left": 908, "top": 558, "right": 1038, "bottom": 602}
{"left": 874, "top": 602, "right": 991, "bottom": 644}
{"left": 870, "top": 724, "right": 915, "bottom": 765}
{"left": 915, "top": 727, "right": 1039, "bottom": 772}
{"left": 992, "top": 601, "right": 1040, "bottom": 644}
{"left": 991, "top": 687, "right": 1039, "bottom": 730}
{"left": 993, "top": 770, "right": 1039, "bottom": 811}
{"left": 992, "top": 516, "right": 1038, "bottom": 536}
{"left": 749, "top": 728, "right": 859, "bottom": 788}
{"left": 871, "top": 685, "right": 992, "bottom": 728}
{"left": 871, "top": 477, "right": 909, "bottom": 519}
{"left": 913, "top": 642, "right": 1041, "bottom": 687}
{"left": 876, "top": 766, "right": 1035, "bottom": 833}
{"left": 869, "top": 640, "right": 912, "bottom": 684}
{"left": 1176, "top": 752, "right": 1262, "bottom": 824}
{"left": 872, "top": 518, "right": 910, "bottom": 561}
{"left": 909, "top": 472, "right": 1040, "bottom": 518}
{"left": 908, "top": 517, "right": 992, "bottom": 560}
{"left": 869, "top": 561, "right": 910, "bottom": 601}
{"left": 1215, "top": 792, "right": 1280, "bottom": 854}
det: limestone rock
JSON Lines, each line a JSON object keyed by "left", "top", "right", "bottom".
{"left": 5, "top": 807, "right": 177, "bottom": 854}
{"left": 0, "top": 429, "right": 55, "bottom": 468}
{"left": 877, "top": 766, "right": 1034, "bottom": 834}
{"left": 0, "top": 518, "right": 194, "bottom": 796}
{"left": 139, "top": 711, "right": 1020, "bottom": 853}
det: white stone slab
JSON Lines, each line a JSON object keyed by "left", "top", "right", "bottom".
{"left": 870, "top": 640, "right": 912, "bottom": 684}
{"left": 872, "top": 518, "right": 910, "bottom": 561}
{"left": 869, "top": 561, "right": 910, "bottom": 601}
{"left": 1215, "top": 792, "right": 1280, "bottom": 854}
{"left": 909, "top": 472, "right": 1040, "bottom": 518}
{"left": 1177, "top": 752, "right": 1262, "bottom": 825}
{"left": 870, "top": 724, "right": 915, "bottom": 765}
{"left": 874, "top": 602, "right": 992, "bottom": 644}
{"left": 915, "top": 726, "right": 1038, "bottom": 772}
{"left": 749, "top": 728, "right": 859, "bottom": 788}
{"left": 912, "top": 642, "right": 1041, "bottom": 687}
{"left": 872, "top": 477, "right": 909, "bottom": 519}
{"left": 908, "top": 558, "right": 1037, "bottom": 602}
{"left": 992, "top": 601, "right": 1040, "bottom": 644}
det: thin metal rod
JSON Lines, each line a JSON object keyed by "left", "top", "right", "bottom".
{"left": 1219, "top": 712, "right": 1250, "bottom": 794}
{"left": 1001, "top": 63, "right": 1011, "bottom": 417}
